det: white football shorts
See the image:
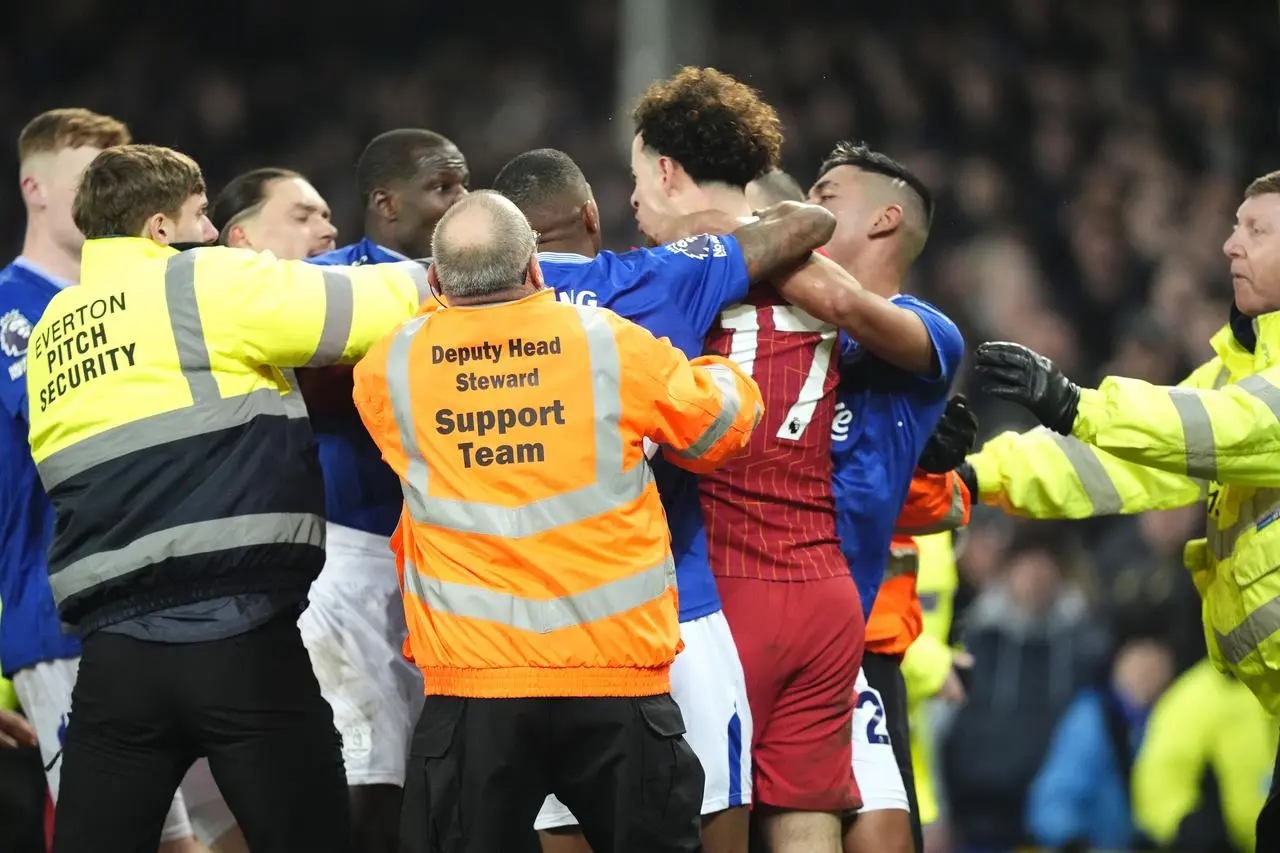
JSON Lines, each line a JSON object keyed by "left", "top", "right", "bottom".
{"left": 12, "top": 655, "right": 235, "bottom": 843}
{"left": 852, "top": 666, "right": 909, "bottom": 813}
{"left": 534, "top": 608, "right": 752, "bottom": 829}
{"left": 299, "top": 522, "right": 425, "bottom": 787}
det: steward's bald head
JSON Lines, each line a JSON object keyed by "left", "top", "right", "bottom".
{"left": 431, "top": 191, "right": 538, "bottom": 299}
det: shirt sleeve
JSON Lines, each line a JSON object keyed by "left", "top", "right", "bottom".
{"left": 647, "top": 234, "right": 750, "bottom": 335}
{"left": 199, "top": 248, "right": 428, "bottom": 368}
{"left": 0, "top": 301, "right": 35, "bottom": 423}
{"left": 893, "top": 295, "right": 964, "bottom": 386}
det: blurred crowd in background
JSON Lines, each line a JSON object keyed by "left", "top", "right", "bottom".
{"left": 3, "top": 0, "right": 1278, "bottom": 850}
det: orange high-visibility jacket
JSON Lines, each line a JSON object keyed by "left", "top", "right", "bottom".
{"left": 353, "top": 289, "right": 763, "bottom": 699}
{"left": 866, "top": 469, "right": 970, "bottom": 656}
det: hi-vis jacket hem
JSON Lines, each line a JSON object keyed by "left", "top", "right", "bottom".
{"left": 355, "top": 288, "right": 762, "bottom": 699}
{"left": 27, "top": 238, "right": 428, "bottom": 629}
{"left": 969, "top": 309, "right": 1280, "bottom": 712}
{"left": 417, "top": 664, "right": 672, "bottom": 699}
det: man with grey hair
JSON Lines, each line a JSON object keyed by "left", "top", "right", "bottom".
{"left": 355, "top": 188, "right": 768, "bottom": 853}
{"left": 429, "top": 191, "right": 539, "bottom": 300}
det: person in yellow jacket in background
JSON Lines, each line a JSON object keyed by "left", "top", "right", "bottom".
{"left": 1133, "top": 658, "right": 1277, "bottom": 853}
{"left": 899, "top": 529, "right": 966, "bottom": 834}
{"left": 957, "top": 169, "right": 1280, "bottom": 849}
{"left": 353, "top": 191, "right": 763, "bottom": 853}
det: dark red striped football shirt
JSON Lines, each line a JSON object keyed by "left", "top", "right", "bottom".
{"left": 700, "top": 285, "right": 847, "bottom": 581}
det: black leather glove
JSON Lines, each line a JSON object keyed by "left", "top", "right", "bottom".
{"left": 955, "top": 460, "right": 978, "bottom": 499}
{"left": 917, "top": 394, "right": 979, "bottom": 474}
{"left": 973, "top": 342, "right": 1081, "bottom": 435}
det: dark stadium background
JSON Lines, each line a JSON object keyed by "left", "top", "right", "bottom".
{"left": 3, "top": 1, "right": 1278, "bottom": 850}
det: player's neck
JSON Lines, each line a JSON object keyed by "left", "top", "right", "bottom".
{"left": 363, "top": 219, "right": 408, "bottom": 258}
{"left": 21, "top": 223, "right": 80, "bottom": 284}
{"left": 845, "top": 260, "right": 900, "bottom": 300}
{"left": 537, "top": 236, "right": 595, "bottom": 258}
{"left": 688, "top": 184, "right": 753, "bottom": 220}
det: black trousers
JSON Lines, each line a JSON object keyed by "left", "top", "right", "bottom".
{"left": 0, "top": 743, "right": 47, "bottom": 853}
{"left": 862, "top": 651, "right": 922, "bottom": 853}
{"left": 53, "top": 613, "right": 350, "bottom": 853}
{"left": 400, "top": 692, "right": 704, "bottom": 853}
{"left": 1259, "top": 736, "right": 1280, "bottom": 853}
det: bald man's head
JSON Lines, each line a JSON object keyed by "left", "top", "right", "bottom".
{"left": 431, "top": 191, "right": 539, "bottom": 299}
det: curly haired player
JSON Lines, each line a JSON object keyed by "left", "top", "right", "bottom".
{"left": 630, "top": 68, "right": 864, "bottom": 853}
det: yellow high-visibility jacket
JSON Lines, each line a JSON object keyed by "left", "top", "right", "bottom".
{"left": 27, "top": 238, "right": 428, "bottom": 633}
{"left": 900, "top": 529, "right": 960, "bottom": 826}
{"left": 969, "top": 310, "right": 1280, "bottom": 711}
{"left": 1132, "top": 659, "right": 1276, "bottom": 853}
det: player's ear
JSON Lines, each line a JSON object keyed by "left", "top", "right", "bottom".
{"left": 427, "top": 262, "right": 442, "bottom": 297}
{"left": 371, "top": 188, "right": 397, "bottom": 223}
{"left": 658, "top": 156, "right": 680, "bottom": 195}
{"left": 582, "top": 199, "right": 600, "bottom": 236}
{"left": 19, "top": 174, "right": 44, "bottom": 208}
{"left": 527, "top": 254, "right": 545, "bottom": 291}
{"left": 868, "top": 204, "right": 902, "bottom": 239}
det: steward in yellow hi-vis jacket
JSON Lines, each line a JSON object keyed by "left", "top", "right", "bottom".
{"left": 354, "top": 191, "right": 762, "bottom": 853}
{"left": 26, "top": 144, "right": 429, "bottom": 853}
{"left": 960, "top": 170, "right": 1280, "bottom": 853}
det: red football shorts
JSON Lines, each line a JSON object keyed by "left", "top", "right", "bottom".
{"left": 717, "top": 574, "right": 864, "bottom": 812}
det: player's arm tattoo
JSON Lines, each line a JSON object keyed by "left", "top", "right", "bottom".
{"left": 734, "top": 202, "right": 836, "bottom": 284}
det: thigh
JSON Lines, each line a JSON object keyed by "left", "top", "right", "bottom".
{"left": 53, "top": 637, "right": 190, "bottom": 853}
{"left": 716, "top": 578, "right": 785, "bottom": 749}
{"left": 755, "top": 576, "right": 862, "bottom": 814}
{"left": 191, "top": 617, "right": 350, "bottom": 853}
{"left": 555, "top": 695, "right": 703, "bottom": 853}
{"left": 179, "top": 758, "right": 238, "bottom": 846}
{"left": 302, "top": 536, "right": 423, "bottom": 789}
{"left": 862, "top": 653, "right": 920, "bottom": 852}
{"left": 0, "top": 744, "right": 47, "bottom": 853}
{"left": 404, "top": 695, "right": 546, "bottom": 853}
{"left": 851, "top": 667, "right": 908, "bottom": 815}
{"left": 671, "top": 610, "right": 752, "bottom": 815}
{"left": 12, "top": 657, "right": 80, "bottom": 799}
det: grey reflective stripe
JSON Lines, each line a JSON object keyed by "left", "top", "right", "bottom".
{"left": 49, "top": 512, "right": 324, "bottom": 602}
{"left": 885, "top": 548, "right": 919, "bottom": 579}
{"left": 402, "top": 552, "right": 675, "bottom": 634}
{"left": 391, "top": 261, "right": 431, "bottom": 303}
{"left": 1212, "top": 365, "right": 1231, "bottom": 389}
{"left": 1208, "top": 488, "right": 1280, "bottom": 561}
{"left": 901, "top": 477, "right": 967, "bottom": 536}
{"left": 37, "top": 387, "right": 306, "bottom": 490}
{"left": 391, "top": 305, "right": 652, "bottom": 538}
{"left": 279, "top": 369, "right": 309, "bottom": 419}
{"left": 305, "top": 269, "right": 355, "bottom": 366}
{"left": 36, "top": 250, "right": 309, "bottom": 490}
{"left": 165, "top": 251, "right": 219, "bottom": 403}
{"left": 1045, "top": 430, "right": 1124, "bottom": 514}
{"left": 1237, "top": 374, "right": 1280, "bottom": 422}
{"left": 1216, "top": 595, "right": 1280, "bottom": 666}
{"left": 1169, "top": 388, "right": 1217, "bottom": 480}
{"left": 673, "top": 364, "right": 741, "bottom": 461}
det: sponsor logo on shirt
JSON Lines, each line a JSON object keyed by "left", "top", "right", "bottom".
{"left": 665, "top": 233, "right": 728, "bottom": 261}
{"left": 0, "top": 309, "right": 32, "bottom": 358}
{"left": 831, "top": 401, "right": 854, "bottom": 442}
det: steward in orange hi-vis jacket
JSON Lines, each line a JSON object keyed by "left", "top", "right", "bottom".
{"left": 866, "top": 468, "right": 971, "bottom": 658}
{"left": 352, "top": 192, "right": 761, "bottom": 853}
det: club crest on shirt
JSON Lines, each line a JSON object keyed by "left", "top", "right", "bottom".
{"left": 0, "top": 309, "right": 31, "bottom": 358}
{"left": 665, "top": 233, "right": 727, "bottom": 261}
